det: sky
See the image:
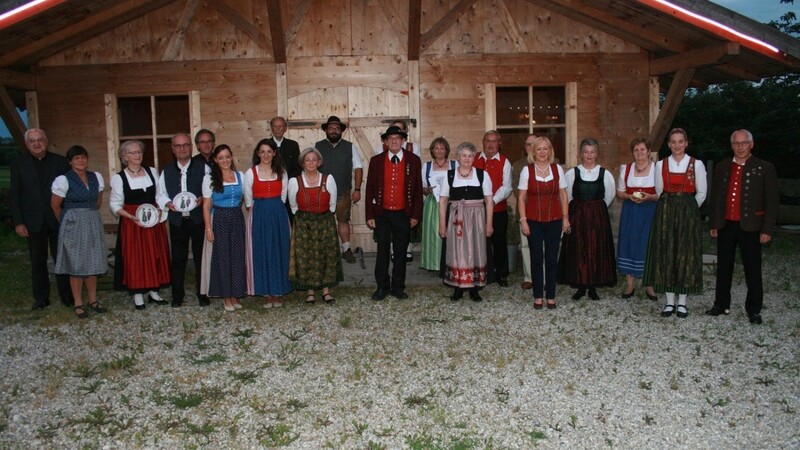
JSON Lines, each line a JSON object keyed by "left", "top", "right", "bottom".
{"left": 714, "top": 0, "right": 795, "bottom": 23}
{"left": 0, "top": 0, "right": 797, "bottom": 138}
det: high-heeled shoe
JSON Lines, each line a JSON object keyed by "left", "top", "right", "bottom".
{"left": 571, "top": 289, "right": 586, "bottom": 300}
{"left": 546, "top": 299, "right": 557, "bottom": 309}
{"left": 620, "top": 289, "right": 635, "bottom": 299}
{"left": 533, "top": 299, "right": 543, "bottom": 309}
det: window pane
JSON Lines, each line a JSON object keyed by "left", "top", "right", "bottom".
{"left": 533, "top": 126, "right": 566, "bottom": 165}
{"left": 137, "top": 139, "right": 155, "bottom": 169}
{"left": 119, "top": 97, "right": 152, "bottom": 136}
{"left": 157, "top": 138, "right": 174, "bottom": 168}
{"left": 498, "top": 128, "right": 531, "bottom": 164}
{"left": 154, "top": 96, "right": 190, "bottom": 135}
{"left": 496, "top": 87, "right": 529, "bottom": 126}
{"left": 531, "top": 87, "right": 565, "bottom": 126}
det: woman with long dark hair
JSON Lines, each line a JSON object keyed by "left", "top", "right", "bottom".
{"left": 244, "top": 139, "right": 291, "bottom": 307}
{"left": 202, "top": 144, "right": 247, "bottom": 312}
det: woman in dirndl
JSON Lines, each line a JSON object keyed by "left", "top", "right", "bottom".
{"left": 558, "top": 138, "right": 617, "bottom": 301}
{"left": 288, "top": 147, "right": 343, "bottom": 304}
{"left": 203, "top": 144, "right": 247, "bottom": 312}
{"left": 438, "top": 142, "right": 494, "bottom": 302}
{"left": 244, "top": 139, "right": 291, "bottom": 308}
{"left": 51, "top": 145, "right": 108, "bottom": 319}
{"left": 110, "top": 140, "right": 171, "bottom": 311}
{"left": 643, "top": 128, "right": 707, "bottom": 318}
{"left": 616, "top": 137, "right": 658, "bottom": 300}
{"left": 420, "top": 137, "right": 456, "bottom": 271}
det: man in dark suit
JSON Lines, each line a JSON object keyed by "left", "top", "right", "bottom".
{"left": 192, "top": 128, "right": 215, "bottom": 168}
{"left": 10, "top": 128, "right": 73, "bottom": 309}
{"left": 707, "top": 129, "right": 779, "bottom": 324}
{"left": 365, "top": 125, "right": 423, "bottom": 300}
{"left": 267, "top": 116, "right": 301, "bottom": 221}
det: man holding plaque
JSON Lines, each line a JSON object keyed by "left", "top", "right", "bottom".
{"left": 157, "top": 133, "right": 211, "bottom": 307}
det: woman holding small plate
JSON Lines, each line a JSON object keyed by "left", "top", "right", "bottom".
{"left": 110, "top": 140, "right": 171, "bottom": 311}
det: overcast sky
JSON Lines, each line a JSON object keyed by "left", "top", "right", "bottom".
{"left": 714, "top": 0, "right": 795, "bottom": 23}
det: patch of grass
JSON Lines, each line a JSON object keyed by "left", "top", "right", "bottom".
{"left": 228, "top": 369, "right": 259, "bottom": 384}
{"left": 257, "top": 423, "right": 299, "bottom": 447}
{"left": 99, "top": 355, "right": 136, "bottom": 377}
{"left": 706, "top": 397, "right": 730, "bottom": 408}
{"left": 352, "top": 420, "right": 368, "bottom": 436}
{"left": 169, "top": 392, "right": 204, "bottom": 409}
{"left": 529, "top": 429, "right": 547, "bottom": 442}
{"left": 339, "top": 316, "right": 352, "bottom": 328}
{"left": 494, "top": 386, "right": 510, "bottom": 403}
{"left": 72, "top": 362, "right": 98, "bottom": 378}
{"left": 191, "top": 353, "right": 227, "bottom": 365}
{"left": 232, "top": 328, "right": 255, "bottom": 338}
{"left": 286, "top": 398, "right": 308, "bottom": 412}
{"left": 280, "top": 327, "right": 310, "bottom": 341}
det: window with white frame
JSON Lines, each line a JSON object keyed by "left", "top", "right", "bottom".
{"left": 495, "top": 86, "right": 568, "bottom": 164}
{"left": 117, "top": 95, "right": 190, "bottom": 169}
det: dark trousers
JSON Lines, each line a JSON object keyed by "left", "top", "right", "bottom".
{"left": 375, "top": 210, "right": 411, "bottom": 293}
{"left": 26, "top": 229, "right": 71, "bottom": 304}
{"left": 488, "top": 209, "right": 509, "bottom": 281}
{"left": 527, "top": 219, "right": 562, "bottom": 299}
{"left": 170, "top": 218, "right": 206, "bottom": 304}
{"left": 715, "top": 220, "right": 763, "bottom": 315}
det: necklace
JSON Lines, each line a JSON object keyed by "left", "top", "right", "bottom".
{"left": 126, "top": 166, "right": 142, "bottom": 176}
{"left": 458, "top": 168, "right": 471, "bottom": 178}
{"left": 535, "top": 164, "right": 549, "bottom": 172}
{"left": 634, "top": 162, "right": 649, "bottom": 172}
{"left": 434, "top": 159, "right": 448, "bottom": 169}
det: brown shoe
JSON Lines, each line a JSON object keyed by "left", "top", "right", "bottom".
{"left": 521, "top": 281, "right": 532, "bottom": 290}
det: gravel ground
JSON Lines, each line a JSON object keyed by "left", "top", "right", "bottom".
{"left": 1, "top": 249, "right": 798, "bottom": 449}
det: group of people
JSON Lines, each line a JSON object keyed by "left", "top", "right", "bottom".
{"left": 10, "top": 121, "right": 777, "bottom": 324}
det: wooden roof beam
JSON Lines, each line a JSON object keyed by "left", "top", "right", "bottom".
{"left": 209, "top": 0, "right": 272, "bottom": 53}
{"left": 0, "top": 85, "right": 27, "bottom": 146}
{"left": 496, "top": 0, "right": 529, "bottom": 53}
{"left": 407, "top": 0, "right": 421, "bottom": 61}
{"left": 161, "top": 0, "right": 200, "bottom": 61}
{"left": 0, "top": 68, "right": 35, "bottom": 90}
{"left": 266, "top": 0, "right": 287, "bottom": 63}
{"left": 0, "top": 0, "right": 179, "bottom": 68}
{"left": 523, "top": 0, "right": 689, "bottom": 53}
{"left": 650, "top": 42, "right": 740, "bottom": 75}
{"left": 649, "top": 68, "right": 694, "bottom": 151}
{"left": 285, "top": 0, "right": 312, "bottom": 55}
{"left": 420, "top": 0, "right": 480, "bottom": 54}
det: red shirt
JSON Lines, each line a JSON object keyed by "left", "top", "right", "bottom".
{"left": 724, "top": 162, "right": 744, "bottom": 221}
{"left": 382, "top": 153, "right": 407, "bottom": 211}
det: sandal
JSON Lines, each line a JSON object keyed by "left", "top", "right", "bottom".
{"left": 533, "top": 299, "right": 544, "bottom": 309}
{"left": 323, "top": 294, "right": 335, "bottom": 304}
{"left": 305, "top": 294, "right": 316, "bottom": 304}
{"left": 74, "top": 305, "right": 88, "bottom": 319}
{"left": 546, "top": 299, "right": 557, "bottom": 309}
{"left": 88, "top": 301, "right": 107, "bottom": 313}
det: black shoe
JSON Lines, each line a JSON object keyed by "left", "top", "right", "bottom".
{"left": 74, "top": 305, "right": 89, "bottom": 319}
{"left": 646, "top": 292, "right": 658, "bottom": 301}
{"left": 705, "top": 305, "right": 730, "bottom": 316}
{"left": 450, "top": 289, "right": 463, "bottom": 301}
{"left": 371, "top": 289, "right": 389, "bottom": 301}
{"left": 469, "top": 289, "right": 482, "bottom": 302}
{"left": 588, "top": 288, "right": 600, "bottom": 300}
{"left": 676, "top": 305, "right": 688, "bottom": 319}
{"left": 148, "top": 295, "right": 168, "bottom": 306}
{"left": 406, "top": 252, "right": 413, "bottom": 263}
{"left": 88, "top": 301, "right": 107, "bottom": 313}
{"left": 391, "top": 290, "right": 409, "bottom": 300}
{"left": 497, "top": 278, "right": 508, "bottom": 287}
{"left": 198, "top": 295, "right": 210, "bottom": 307}
{"left": 571, "top": 289, "right": 586, "bottom": 300}
{"left": 171, "top": 301, "right": 182, "bottom": 308}
{"left": 661, "top": 304, "right": 674, "bottom": 317}
{"left": 135, "top": 304, "right": 146, "bottom": 311}
{"left": 749, "top": 314, "right": 763, "bottom": 325}
{"left": 620, "top": 289, "right": 635, "bottom": 299}
{"left": 342, "top": 249, "right": 356, "bottom": 264}
{"left": 31, "top": 301, "right": 47, "bottom": 310}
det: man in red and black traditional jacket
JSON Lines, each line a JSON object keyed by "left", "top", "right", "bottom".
{"left": 475, "top": 130, "right": 513, "bottom": 287}
{"left": 365, "top": 126, "right": 423, "bottom": 301}
{"left": 707, "top": 129, "right": 779, "bottom": 325}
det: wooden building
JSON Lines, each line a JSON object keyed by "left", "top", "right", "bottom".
{"left": 1, "top": 0, "right": 798, "bottom": 250}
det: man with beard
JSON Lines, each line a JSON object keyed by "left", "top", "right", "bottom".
{"left": 315, "top": 116, "right": 363, "bottom": 263}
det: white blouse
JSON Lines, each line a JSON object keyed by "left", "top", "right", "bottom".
{"left": 51, "top": 172, "right": 105, "bottom": 197}
{"left": 242, "top": 166, "right": 289, "bottom": 207}
{"left": 439, "top": 167, "right": 493, "bottom": 198}
{"left": 109, "top": 167, "right": 160, "bottom": 214}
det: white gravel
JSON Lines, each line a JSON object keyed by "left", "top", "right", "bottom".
{"left": 1, "top": 255, "right": 798, "bottom": 449}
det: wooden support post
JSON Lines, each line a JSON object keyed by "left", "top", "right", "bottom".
{"left": 648, "top": 69, "right": 695, "bottom": 152}
{"left": 0, "top": 86, "right": 27, "bottom": 147}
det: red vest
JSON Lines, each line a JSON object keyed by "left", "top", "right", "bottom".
{"left": 475, "top": 152, "right": 508, "bottom": 211}
{"left": 251, "top": 167, "right": 282, "bottom": 199}
{"left": 662, "top": 157, "right": 696, "bottom": 194}
{"left": 296, "top": 174, "right": 331, "bottom": 214}
{"left": 725, "top": 163, "right": 744, "bottom": 221}
{"left": 623, "top": 163, "right": 657, "bottom": 195}
{"left": 525, "top": 164, "right": 563, "bottom": 222}
{"left": 381, "top": 153, "right": 407, "bottom": 210}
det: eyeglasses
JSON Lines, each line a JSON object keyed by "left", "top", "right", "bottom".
{"left": 27, "top": 138, "right": 46, "bottom": 144}
{"left": 732, "top": 141, "right": 752, "bottom": 147}
{"left": 126, "top": 151, "right": 143, "bottom": 156}
{"left": 173, "top": 143, "right": 192, "bottom": 149}
{"left": 198, "top": 140, "right": 215, "bottom": 145}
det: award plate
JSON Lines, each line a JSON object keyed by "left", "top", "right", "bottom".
{"left": 135, "top": 204, "right": 160, "bottom": 228}
{"left": 173, "top": 192, "right": 198, "bottom": 213}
